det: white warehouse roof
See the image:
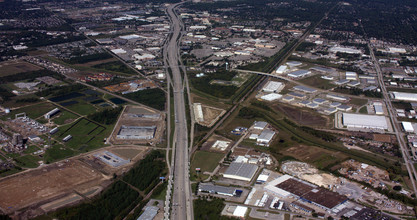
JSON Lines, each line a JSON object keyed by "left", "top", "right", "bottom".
{"left": 260, "top": 93, "right": 282, "bottom": 101}
{"left": 233, "top": 206, "right": 248, "bottom": 217}
{"left": 392, "top": 92, "right": 417, "bottom": 102}
{"left": 402, "top": 122, "right": 414, "bottom": 133}
{"left": 342, "top": 113, "right": 388, "bottom": 130}
{"left": 262, "top": 81, "right": 284, "bottom": 93}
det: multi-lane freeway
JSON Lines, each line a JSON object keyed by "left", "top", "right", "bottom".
{"left": 165, "top": 2, "right": 193, "bottom": 220}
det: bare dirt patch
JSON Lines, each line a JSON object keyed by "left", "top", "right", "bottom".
{"left": 0, "top": 160, "right": 107, "bottom": 214}
{"left": 0, "top": 60, "right": 43, "bottom": 76}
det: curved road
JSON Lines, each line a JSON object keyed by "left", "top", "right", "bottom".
{"left": 166, "top": 2, "right": 193, "bottom": 220}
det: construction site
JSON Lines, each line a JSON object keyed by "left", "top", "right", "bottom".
{"left": 193, "top": 103, "right": 226, "bottom": 127}
{"left": 109, "top": 106, "right": 164, "bottom": 145}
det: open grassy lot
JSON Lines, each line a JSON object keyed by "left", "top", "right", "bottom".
{"left": 298, "top": 74, "right": 336, "bottom": 90}
{"left": 0, "top": 60, "right": 43, "bottom": 76}
{"left": 349, "top": 97, "right": 368, "bottom": 106}
{"left": 3, "top": 102, "right": 56, "bottom": 120}
{"left": 14, "top": 154, "right": 42, "bottom": 168}
{"left": 52, "top": 110, "right": 79, "bottom": 125}
{"left": 93, "top": 61, "right": 137, "bottom": 75}
{"left": 66, "top": 102, "right": 98, "bottom": 116}
{"left": 54, "top": 118, "right": 107, "bottom": 152}
{"left": 43, "top": 145, "right": 76, "bottom": 163}
{"left": 191, "top": 151, "right": 224, "bottom": 174}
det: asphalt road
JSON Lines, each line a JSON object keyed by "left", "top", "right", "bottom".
{"left": 165, "top": 2, "right": 193, "bottom": 220}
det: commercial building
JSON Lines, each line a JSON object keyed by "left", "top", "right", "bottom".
{"left": 288, "top": 92, "right": 307, "bottom": 99}
{"left": 337, "top": 105, "right": 352, "bottom": 111}
{"left": 44, "top": 108, "right": 60, "bottom": 119}
{"left": 307, "top": 103, "right": 319, "bottom": 109}
{"left": 223, "top": 162, "right": 258, "bottom": 182}
{"left": 262, "top": 81, "right": 284, "bottom": 93}
{"left": 288, "top": 70, "right": 311, "bottom": 78}
{"left": 313, "top": 98, "right": 328, "bottom": 105}
{"left": 342, "top": 113, "right": 389, "bottom": 130}
{"left": 374, "top": 103, "right": 384, "bottom": 115}
{"left": 233, "top": 206, "right": 248, "bottom": 218}
{"left": 392, "top": 92, "right": 417, "bottom": 102}
{"left": 116, "top": 125, "right": 156, "bottom": 140}
{"left": 335, "top": 79, "right": 350, "bottom": 85}
{"left": 282, "top": 96, "right": 295, "bottom": 102}
{"left": 137, "top": 206, "right": 159, "bottom": 220}
{"left": 199, "top": 183, "right": 239, "bottom": 197}
{"left": 265, "top": 175, "right": 348, "bottom": 212}
{"left": 293, "top": 85, "right": 317, "bottom": 93}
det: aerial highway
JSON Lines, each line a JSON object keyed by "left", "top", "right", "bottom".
{"left": 165, "top": 2, "right": 193, "bottom": 220}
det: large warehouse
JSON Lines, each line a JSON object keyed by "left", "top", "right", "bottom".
{"left": 262, "top": 81, "right": 284, "bottom": 93}
{"left": 116, "top": 125, "right": 156, "bottom": 140}
{"left": 342, "top": 113, "right": 389, "bottom": 130}
{"left": 265, "top": 175, "right": 348, "bottom": 212}
{"left": 223, "top": 162, "right": 258, "bottom": 182}
{"left": 392, "top": 92, "right": 417, "bottom": 102}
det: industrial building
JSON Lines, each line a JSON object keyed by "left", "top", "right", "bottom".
{"left": 329, "top": 46, "right": 361, "bottom": 54}
{"left": 253, "top": 121, "right": 268, "bottom": 130}
{"left": 334, "top": 79, "right": 350, "bottom": 85}
{"left": 262, "top": 81, "right": 284, "bottom": 93}
{"left": 310, "top": 66, "right": 334, "bottom": 74}
{"left": 223, "top": 162, "right": 258, "bottom": 181}
{"left": 198, "top": 183, "right": 241, "bottom": 197}
{"left": 286, "top": 61, "right": 302, "bottom": 67}
{"left": 94, "top": 151, "right": 130, "bottom": 167}
{"left": 313, "top": 98, "right": 328, "bottom": 105}
{"left": 392, "top": 92, "right": 417, "bottom": 102}
{"left": 288, "top": 92, "right": 307, "bottom": 99}
{"left": 282, "top": 96, "right": 295, "bottom": 102}
{"left": 275, "top": 65, "right": 288, "bottom": 74}
{"left": 336, "top": 105, "right": 352, "bottom": 111}
{"left": 260, "top": 93, "right": 282, "bottom": 101}
{"left": 402, "top": 122, "right": 415, "bottom": 133}
{"left": 265, "top": 175, "right": 348, "bottom": 212}
{"left": 345, "top": 72, "right": 358, "bottom": 80}
{"left": 116, "top": 125, "right": 156, "bottom": 140}
{"left": 193, "top": 103, "right": 204, "bottom": 122}
{"left": 373, "top": 103, "right": 384, "bottom": 115}
{"left": 62, "top": 135, "right": 72, "bottom": 142}
{"left": 342, "top": 113, "right": 389, "bottom": 130}
{"left": 49, "top": 127, "right": 59, "bottom": 135}
{"left": 287, "top": 70, "right": 311, "bottom": 78}
{"left": 293, "top": 85, "right": 317, "bottom": 93}
{"left": 257, "top": 129, "right": 276, "bottom": 146}
{"left": 326, "top": 94, "right": 349, "bottom": 102}
{"left": 44, "top": 108, "right": 60, "bottom": 119}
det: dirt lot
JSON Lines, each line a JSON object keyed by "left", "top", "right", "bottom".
{"left": 0, "top": 160, "right": 107, "bottom": 214}
{"left": 283, "top": 145, "right": 348, "bottom": 169}
{"left": 274, "top": 104, "right": 329, "bottom": 128}
{"left": 0, "top": 60, "right": 43, "bottom": 76}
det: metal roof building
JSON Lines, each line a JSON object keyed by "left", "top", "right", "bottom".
{"left": 262, "top": 81, "right": 284, "bottom": 93}
{"left": 117, "top": 125, "right": 156, "bottom": 140}
{"left": 288, "top": 70, "right": 311, "bottom": 78}
{"left": 342, "top": 113, "right": 389, "bottom": 130}
{"left": 392, "top": 92, "right": 417, "bottom": 102}
{"left": 260, "top": 93, "right": 282, "bottom": 101}
{"left": 137, "top": 206, "right": 159, "bottom": 220}
{"left": 257, "top": 129, "right": 275, "bottom": 146}
{"left": 253, "top": 121, "right": 268, "bottom": 130}
{"left": 293, "top": 85, "right": 317, "bottom": 93}
{"left": 199, "top": 183, "right": 237, "bottom": 196}
{"left": 223, "top": 162, "right": 258, "bottom": 182}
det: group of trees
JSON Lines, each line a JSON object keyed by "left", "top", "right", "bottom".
{"left": 123, "top": 150, "right": 166, "bottom": 193}
{"left": 190, "top": 69, "right": 238, "bottom": 99}
{"left": 87, "top": 107, "right": 123, "bottom": 125}
{"left": 335, "top": 86, "right": 382, "bottom": 98}
{"left": 123, "top": 88, "right": 166, "bottom": 111}
{"left": 0, "top": 69, "right": 55, "bottom": 84}
{"left": 66, "top": 53, "right": 112, "bottom": 64}
{"left": 194, "top": 197, "right": 237, "bottom": 220}
{"left": 36, "top": 84, "right": 85, "bottom": 97}
{"left": 54, "top": 181, "right": 141, "bottom": 220}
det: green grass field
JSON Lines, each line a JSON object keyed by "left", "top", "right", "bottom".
{"left": 359, "top": 106, "right": 368, "bottom": 114}
{"left": 349, "top": 98, "right": 368, "bottom": 106}
{"left": 14, "top": 155, "right": 42, "bottom": 168}
{"left": 191, "top": 151, "right": 224, "bottom": 174}
{"left": 299, "top": 74, "right": 336, "bottom": 90}
{"left": 53, "top": 110, "right": 79, "bottom": 125}
{"left": 3, "top": 102, "right": 55, "bottom": 120}
{"left": 66, "top": 102, "right": 97, "bottom": 116}
{"left": 43, "top": 145, "right": 76, "bottom": 163}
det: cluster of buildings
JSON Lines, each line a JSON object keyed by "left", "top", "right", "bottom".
{"left": 247, "top": 121, "right": 277, "bottom": 147}
{"left": 104, "top": 79, "right": 157, "bottom": 94}
{"left": 77, "top": 73, "right": 114, "bottom": 82}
